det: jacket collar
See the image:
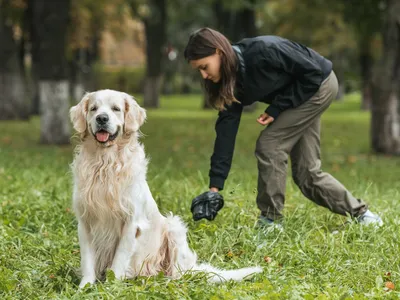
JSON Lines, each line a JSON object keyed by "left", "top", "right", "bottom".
{"left": 232, "top": 45, "right": 246, "bottom": 77}
{"left": 232, "top": 45, "right": 246, "bottom": 100}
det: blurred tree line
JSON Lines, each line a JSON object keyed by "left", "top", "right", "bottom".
{"left": 0, "top": 0, "right": 399, "bottom": 154}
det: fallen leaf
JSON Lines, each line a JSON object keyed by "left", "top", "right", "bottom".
{"left": 347, "top": 155, "right": 357, "bottom": 164}
{"left": 1, "top": 136, "right": 11, "bottom": 144}
{"left": 385, "top": 282, "right": 395, "bottom": 290}
{"left": 332, "top": 163, "right": 340, "bottom": 172}
{"left": 264, "top": 256, "right": 272, "bottom": 263}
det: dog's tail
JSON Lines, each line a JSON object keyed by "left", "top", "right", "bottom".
{"left": 193, "top": 263, "right": 263, "bottom": 283}
{"left": 163, "top": 214, "right": 263, "bottom": 283}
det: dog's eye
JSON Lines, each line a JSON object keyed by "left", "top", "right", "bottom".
{"left": 112, "top": 106, "right": 121, "bottom": 112}
{"left": 90, "top": 106, "right": 97, "bottom": 112}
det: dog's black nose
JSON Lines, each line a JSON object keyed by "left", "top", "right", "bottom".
{"left": 96, "top": 114, "right": 109, "bottom": 125}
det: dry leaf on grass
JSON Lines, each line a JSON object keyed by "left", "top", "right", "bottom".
{"left": 385, "top": 282, "right": 395, "bottom": 290}
{"left": 264, "top": 256, "right": 272, "bottom": 263}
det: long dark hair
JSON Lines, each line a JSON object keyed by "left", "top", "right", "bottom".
{"left": 184, "top": 28, "right": 238, "bottom": 111}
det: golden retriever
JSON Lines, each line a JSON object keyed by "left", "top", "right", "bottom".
{"left": 69, "top": 89, "right": 262, "bottom": 288}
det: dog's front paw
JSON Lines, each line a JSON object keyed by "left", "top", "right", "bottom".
{"left": 113, "top": 270, "right": 126, "bottom": 280}
{"left": 79, "top": 276, "right": 96, "bottom": 288}
{"left": 110, "top": 267, "right": 126, "bottom": 280}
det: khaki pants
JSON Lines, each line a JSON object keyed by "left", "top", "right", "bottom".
{"left": 255, "top": 71, "right": 368, "bottom": 220}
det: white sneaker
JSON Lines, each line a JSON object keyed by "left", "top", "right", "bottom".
{"left": 357, "top": 210, "right": 383, "bottom": 227}
{"left": 257, "top": 216, "right": 284, "bottom": 232}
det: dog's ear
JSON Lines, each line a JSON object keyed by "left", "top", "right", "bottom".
{"left": 70, "top": 92, "right": 91, "bottom": 135}
{"left": 124, "top": 93, "right": 147, "bottom": 134}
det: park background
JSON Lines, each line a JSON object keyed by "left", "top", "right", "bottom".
{"left": 1, "top": 0, "right": 400, "bottom": 299}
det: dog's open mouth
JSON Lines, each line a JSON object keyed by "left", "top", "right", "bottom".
{"left": 94, "top": 129, "right": 119, "bottom": 143}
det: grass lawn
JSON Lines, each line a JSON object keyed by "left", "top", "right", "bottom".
{"left": 1, "top": 93, "right": 400, "bottom": 299}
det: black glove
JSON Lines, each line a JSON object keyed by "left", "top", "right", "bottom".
{"left": 191, "top": 191, "right": 224, "bottom": 221}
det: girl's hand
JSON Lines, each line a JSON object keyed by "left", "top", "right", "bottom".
{"left": 257, "top": 113, "right": 274, "bottom": 126}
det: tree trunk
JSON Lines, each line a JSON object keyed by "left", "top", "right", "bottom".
{"left": 30, "top": 64, "right": 40, "bottom": 115}
{"left": 214, "top": 1, "right": 233, "bottom": 39}
{"left": 79, "top": 26, "right": 101, "bottom": 94}
{"left": 214, "top": 0, "right": 257, "bottom": 42}
{"left": 143, "top": 0, "right": 166, "bottom": 108}
{"left": 359, "top": 41, "right": 373, "bottom": 110}
{"left": 69, "top": 26, "right": 100, "bottom": 102}
{"left": 371, "top": 91, "right": 400, "bottom": 153}
{"left": 237, "top": 1, "right": 257, "bottom": 39}
{"left": 73, "top": 82, "right": 85, "bottom": 103}
{"left": 0, "top": 73, "right": 26, "bottom": 119}
{"left": 237, "top": 2, "right": 258, "bottom": 112}
{"left": 27, "top": 0, "right": 40, "bottom": 115}
{"left": 32, "top": 0, "right": 71, "bottom": 144}
{"left": 370, "top": 0, "right": 400, "bottom": 154}
{"left": 0, "top": 2, "right": 29, "bottom": 120}
{"left": 18, "top": 32, "right": 26, "bottom": 75}
{"left": 70, "top": 48, "right": 92, "bottom": 103}
{"left": 361, "top": 81, "right": 372, "bottom": 110}
{"left": 39, "top": 81, "right": 70, "bottom": 144}
{"left": 144, "top": 76, "right": 163, "bottom": 107}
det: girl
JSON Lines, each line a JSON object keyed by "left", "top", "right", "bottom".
{"left": 184, "top": 27, "right": 382, "bottom": 227}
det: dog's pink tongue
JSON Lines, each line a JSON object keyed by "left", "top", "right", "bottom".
{"left": 96, "top": 131, "right": 109, "bottom": 142}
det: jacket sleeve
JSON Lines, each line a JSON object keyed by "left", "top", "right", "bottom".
{"left": 264, "top": 41, "right": 323, "bottom": 119}
{"left": 209, "top": 101, "right": 243, "bottom": 190}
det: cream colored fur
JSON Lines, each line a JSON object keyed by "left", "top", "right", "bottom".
{"left": 70, "top": 89, "right": 262, "bottom": 288}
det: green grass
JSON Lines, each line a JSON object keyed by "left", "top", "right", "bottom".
{"left": 1, "top": 93, "right": 400, "bottom": 299}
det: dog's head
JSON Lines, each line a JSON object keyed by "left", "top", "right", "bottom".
{"left": 70, "top": 90, "right": 146, "bottom": 146}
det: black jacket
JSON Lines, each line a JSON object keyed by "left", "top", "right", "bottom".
{"left": 209, "top": 36, "right": 332, "bottom": 190}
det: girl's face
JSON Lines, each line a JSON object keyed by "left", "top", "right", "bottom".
{"left": 190, "top": 52, "right": 222, "bottom": 83}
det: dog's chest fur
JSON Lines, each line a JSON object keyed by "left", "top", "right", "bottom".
{"left": 72, "top": 141, "right": 147, "bottom": 223}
